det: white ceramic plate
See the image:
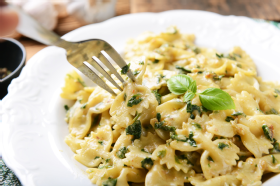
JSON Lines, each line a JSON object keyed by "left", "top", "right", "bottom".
{"left": 2, "top": 10, "right": 280, "bottom": 186}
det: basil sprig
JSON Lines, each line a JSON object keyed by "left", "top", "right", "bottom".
{"left": 167, "top": 75, "right": 235, "bottom": 110}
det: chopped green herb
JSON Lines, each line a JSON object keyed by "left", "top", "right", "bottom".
{"left": 186, "top": 101, "right": 201, "bottom": 118}
{"left": 225, "top": 116, "right": 234, "bottom": 122}
{"left": 99, "top": 165, "right": 112, "bottom": 169}
{"left": 262, "top": 124, "right": 273, "bottom": 141}
{"left": 102, "top": 177, "right": 117, "bottom": 186}
{"left": 154, "top": 121, "right": 176, "bottom": 132}
{"left": 270, "top": 138, "right": 280, "bottom": 153}
{"left": 237, "top": 64, "right": 242, "bottom": 68}
{"left": 116, "top": 147, "right": 128, "bottom": 159}
{"left": 175, "top": 156, "right": 181, "bottom": 164}
{"left": 274, "top": 94, "right": 278, "bottom": 98}
{"left": 208, "top": 163, "right": 211, "bottom": 167}
{"left": 152, "top": 90, "right": 162, "bottom": 105}
{"left": 266, "top": 108, "right": 279, "bottom": 115}
{"left": 105, "top": 158, "right": 111, "bottom": 163}
{"left": 232, "top": 111, "right": 245, "bottom": 116}
{"left": 226, "top": 54, "right": 236, "bottom": 60}
{"left": 80, "top": 103, "right": 87, "bottom": 109}
{"left": 233, "top": 53, "right": 241, "bottom": 58}
{"left": 126, "top": 120, "right": 142, "bottom": 140}
{"left": 98, "top": 140, "right": 103, "bottom": 145}
{"left": 141, "top": 157, "right": 153, "bottom": 169}
{"left": 272, "top": 155, "right": 277, "bottom": 164}
{"left": 123, "top": 164, "right": 128, "bottom": 167}
{"left": 153, "top": 59, "right": 160, "bottom": 63}
{"left": 257, "top": 107, "right": 264, "bottom": 113}
{"left": 121, "top": 63, "right": 130, "bottom": 74}
{"left": 139, "top": 61, "right": 144, "bottom": 65}
{"left": 275, "top": 89, "right": 280, "bottom": 94}
{"left": 156, "top": 113, "right": 161, "bottom": 122}
{"left": 133, "top": 70, "right": 140, "bottom": 76}
{"left": 192, "top": 47, "right": 201, "bottom": 54}
{"left": 255, "top": 164, "right": 257, "bottom": 167}
{"left": 64, "top": 105, "right": 69, "bottom": 111}
{"left": 191, "top": 122, "right": 202, "bottom": 130}
{"left": 77, "top": 78, "right": 86, "bottom": 87}
{"left": 127, "top": 94, "right": 143, "bottom": 107}
{"left": 94, "top": 156, "right": 100, "bottom": 159}
{"left": 216, "top": 53, "right": 224, "bottom": 58}
{"left": 124, "top": 93, "right": 127, "bottom": 101}
{"left": 141, "top": 149, "right": 149, "bottom": 153}
{"left": 171, "top": 131, "right": 197, "bottom": 147}
{"left": 213, "top": 75, "right": 224, "bottom": 81}
{"left": 157, "top": 150, "right": 166, "bottom": 158}
{"left": 207, "top": 156, "right": 214, "bottom": 162}
{"left": 218, "top": 142, "right": 229, "bottom": 150}
{"left": 197, "top": 71, "right": 203, "bottom": 74}
{"left": 175, "top": 65, "right": 192, "bottom": 74}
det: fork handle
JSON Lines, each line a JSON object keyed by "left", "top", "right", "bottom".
{"left": 12, "top": 5, "right": 70, "bottom": 48}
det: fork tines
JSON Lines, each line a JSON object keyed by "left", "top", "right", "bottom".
{"left": 83, "top": 50, "right": 135, "bottom": 96}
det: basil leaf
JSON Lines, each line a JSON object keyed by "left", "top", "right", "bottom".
{"left": 189, "top": 81, "right": 197, "bottom": 93}
{"left": 199, "top": 88, "right": 235, "bottom": 110}
{"left": 183, "top": 92, "right": 195, "bottom": 102}
{"left": 167, "top": 75, "right": 194, "bottom": 95}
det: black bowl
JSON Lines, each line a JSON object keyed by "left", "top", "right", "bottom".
{"left": 0, "top": 38, "right": 26, "bottom": 99}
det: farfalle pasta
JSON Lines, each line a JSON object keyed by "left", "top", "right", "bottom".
{"left": 61, "top": 27, "right": 280, "bottom": 186}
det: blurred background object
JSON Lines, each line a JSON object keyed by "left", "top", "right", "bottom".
{"left": 3, "top": 0, "right": 280, "bottom": 61}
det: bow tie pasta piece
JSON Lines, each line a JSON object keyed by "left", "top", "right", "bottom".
{"left": 198, "top": 137, "right": 240, "bottom": 179}
{"left": 235, "top": 91, "right": 264, "bottom": 116}
{"left": 74, "top": 125, "right": 113, "bottom": 167}
{"left": 205, "top": 110, "right": 237, "bottom": 138}
{"left": 236, "top": 124, "right": 272, "bottom": 158}
{"left": 64, "top": 134, "right": 83, "bottom": 153}
{"left": 68, "top": 87, "right": 114, "bottom": 139}
{"left": 190, "top": 174, "right": 241, "bottom": 186}
{"left": 60, "top": 70, "right": 87, "bottom": 100}
{"left": 115, "top": 168, "right": 147, "bottom": 186}
{"left": 145, "top": 161, "right": 192, "bottom": 186}
{"left": 87, "top": 166, "right": 121, "bottom": 186}
{"left": 110, "top": 82, "right": 158, "bottom": 128}
{"left": 151, "top": 144, "right": 194, "bottom": 174}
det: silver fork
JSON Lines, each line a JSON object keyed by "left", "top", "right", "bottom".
{"left": 14, "top": 6, "right": 135, "bottom": 96}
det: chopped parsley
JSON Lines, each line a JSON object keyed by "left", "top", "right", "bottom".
{"left": 207, "top": 156, "right": 214, "bottom": 162}
{"left": 237, "top": 64, "right": 242, "bottom": 68}
{"left": 231, "top": 111, "right": 245, "bottom": 116}
{"left": 175, "top": 65, "right": 192, "bottom": 74}
{"left": 191, "top": 122, "right": 202, "bottom": 130}
{"left": 270, "top": 138, "right": 280, "bottom": 153}
{"left": 262, "top": 124, "right": 273, "bottom": 141}
{"left": 225, "top": 116, "right": 234, "bottom": 122}
{"left": 157, "top": 150, "right": 166, "bottom": 158}
{"left": 141, "top": 157, "right": 154, "bottom": 169}
{"left": 272, "top": 155, "right": 277, "bottom": 164}
{"left": 121, "top": 63, "right": 130, "bottom": 74}
{"left": 64, "top": 105, "right": 69, "bottom": 111}
{"left": 94, "top": 156, "right": 100, "bottom": 159}
{"left": 98, "top": 140, "right": 103, "bottom": 145}
{"left": 154, "top": 121, "right": 176, "bottom": 132}
{"left": 105, "top": 158, "right": 111, "bottom": 163}
{"left": 77, "top": 78, "right": 86, "bottom": 87}
{"left": 127, "top": 94, "right": 143, "bottom": 107}
{"left": 116, "top": 147, "right": 128, "bottom": 159}
{"left": 139, "top": 61, "right": 144, "bottom": 65}
{"left": 175, "top": 156, "right": 181, "bottom": 164}
{"left": 126, "top": 120, "right": 142, "bottom": 140}
{"left": 186, "top": 101, "right": 201, "bottom": 119}
{"left": 218, "top": 142, "right": 229, "bottom": 150}
{"left": 213, "top": 75, "right": 224, "bottom": 81}
{"left": 80, "top": 103, "right": 87, "bottom": 109}
{"left": 266, "top": 108, "right": 279, "bottom": 115}
{"left": 133, "top": 70, "right": 140, "bottom": 76}
{"left": 102, "top": 177, "right": 117, "bottom": 186}
{"left": 124, "top": 93, "right": 127, "bottom": 101}
{"left": 153, "top": 59, "right": 160, "bottom": 63}
{"left": 171, "top": 131, "right": 197, "bottom": 147}
{"left": 216, "top": 53, "right": 224, "bottom": 58}
{"left": 152, "top": 90, "right": 162, "bottom": 105}
{"left": 156, "top": 113, "right": 161, "bottom": 122}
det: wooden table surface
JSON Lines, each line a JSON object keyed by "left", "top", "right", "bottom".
{"left": 17, "top": 0, "right": 280, "bottom": 62}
